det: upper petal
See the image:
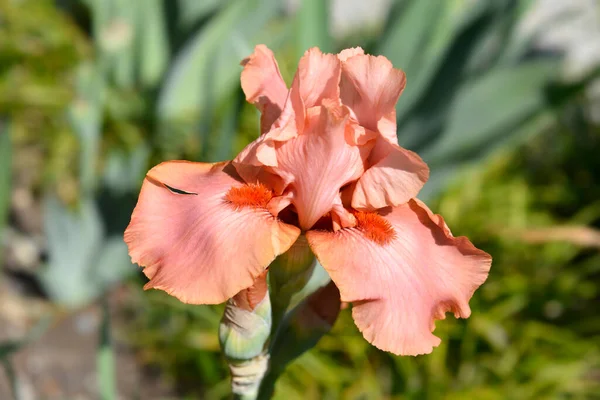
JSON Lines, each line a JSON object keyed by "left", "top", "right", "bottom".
{"left": 124, "top": 161, "right": 300, "bottom": 304}
{"left": 233, "top": 49, "right": 341, "bottom": 173}
{"left": 272, "top": 101, "right": 369, "bottom": 230}
{"left": 293, "top": 47, "right": 341, "bottom": 110}
{"left": 340, "top": 54, "right": 406, "bottom": 143}
{"left": 351, "top": 141, "right": 429, "bottom": 210}
{"left": 306, "top": 199, "right": 491, "bottom": 356}
{"left": 231, "top": 270, "right": 269, "bottom": 312}
{"left": 338, "top": 47, "right": 365, "bottom": 62}
{"left": 241, "top": 45, "right": 288, "bottom": 133}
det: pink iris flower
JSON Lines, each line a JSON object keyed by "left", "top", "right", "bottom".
{"left": 124, "top": 45, "right": 492, "bottom": 356}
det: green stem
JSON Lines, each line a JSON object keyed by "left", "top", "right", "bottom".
{"left": 98, "top": 298, "right": 116, "bottom": 400}
{"left": 228, "top": 353, "right": 269, "bottom": 399}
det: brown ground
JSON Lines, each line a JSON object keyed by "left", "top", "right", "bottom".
{"left": 0, "top": 282, "right": 175, "bottom": 400}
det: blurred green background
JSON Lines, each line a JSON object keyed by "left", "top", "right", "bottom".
{"left": 1, "top": 0, "right": 599, "bottom": 398}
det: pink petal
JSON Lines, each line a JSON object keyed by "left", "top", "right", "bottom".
{"left": 351, "top": 141, "right": 429, "bottom": 210}
{"left": 234, "top": 133, "right": 279, "bottom": 167}
{"left": 233, "top": 49, "right": 341, "bottom": 173}
{"left": 338, "top": 47, "right": 365, "bottom": 62}
{"left": 344, "top": 123, "right": 378, "bottom": 146}
{"left": 124, "top": 161, "right": 300, "bottom": 304}
{"left": 272, "top": 100, "right": 369, "bottom": 230}
{"left": 241, "top": 45, "right": 288, "bottom": 133}
{"left": 292, "top": 47, "right": 341, "bottom": 110}
{"left": 340, "top": 54, "right": 406, "bottom": 144}
{"left": 306, "top": 200, "right": 491, "bottom": 355}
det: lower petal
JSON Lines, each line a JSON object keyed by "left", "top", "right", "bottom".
{"left": 306, "top": 199, "right": 491, "bottom": 355}
{"left": 124, "top": 161, "right": 300, "bottom": 304}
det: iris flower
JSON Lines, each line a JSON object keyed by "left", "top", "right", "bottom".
{"left": 124, "top": 45, "right": 491, "bottom": 356}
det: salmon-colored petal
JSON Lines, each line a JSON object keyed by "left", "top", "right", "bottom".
{"left": 352, "top": 142, "right": 429, "bottom": 210}
{"left": 340, "top": 54, "right": 406, "bottom": 143}
{"left": 234, "top": 133, "right": 279, "bottom": 167}
{"left": 263, "top": 48, "right": 341, "bottom": 143}
{"left": 293, "top": 47, "right": 341, "bottom": 110}
{"left": 234, "top": 48, "right": 342, "bottom": 178}
{"left": 124, "top": 161, "right": 300, "bottom": 304}
{"left": 306, "top": 200, "right": 491, "bottom": 355}
{"left": 273, "top": 100, "right": 369, "bottom": 230}
{"left": 338, "top": 47, "right": 364, "bottom": 62}
{"left": 344, "top": 123, "right": 378, "bottom": 146}
{"left": 241, "top": 45, "right": 288, "bottom": 133}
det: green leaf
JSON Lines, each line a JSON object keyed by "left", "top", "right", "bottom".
{"left": 40, "top": 197, "right": 104, "bottom": 307}
{"left": 94, "top": 236, "right": 133, "bottom": 286}
{"left": 98, "top": 299, "right": 116, "bottom": 400}
{"left": 377, "top": 0, "right": 446, "bottom": 75}
{"left": 419, "top": 108, "right": 556, "bottom": 202}
{"left": 135, "top": 0, "right": 169, "bottom": 87}
{"left": 200, "top": 92, "right": 243, "bottom": 162}
{"left": 395, "top": 3, "right": 498, "bottom": 150}
{"left": 157, "top": 0, "right": 281, "bottom": 123}
{"left": 109, "top": 0, "right": 136, "bottom": 88}
{"left": 175, "top": 0, "right": 224, "bottom": 35}
{"left": 464, "top": 0, "right": 534, "bottom": 73}
{"left": 424, "top": 61, "right": 558, "bottom": 164}
{"left": 69, "top": 63, "right": 105, "bottom": 195}
{"left": 84, "top": 0, "right": 136, "bottom": 86}
{"left": 40, "top": 197, "right": 133, "bottom": 308}
{"left": 297, "top": 0, "right": 330, "bottom": 58}
{"left": 103, "top": 144, "right": 150, "bottom": 193}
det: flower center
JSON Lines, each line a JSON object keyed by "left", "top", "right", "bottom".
{"left": 225, "top": 183, "right": 273, "bottom": 209}
{"left": 354, "top": 211, "right": 396, "bottom": 245}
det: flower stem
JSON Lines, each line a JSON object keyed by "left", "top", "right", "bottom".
{"left": 228, "top": 354, "right": 269, "bottom": 400}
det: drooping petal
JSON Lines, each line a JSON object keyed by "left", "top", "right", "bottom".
{"left": 241, "top": 45, "right": 288, "bottom": 133}
{"left": 272, "top": 100, "right": 369, "bottom": 230}
{"left": 340, "top": 54, "right": 406, "bottom": 143}
{"left": 352, "top": 141, "right": 429, "bottom": 210}
{"left": 306, "top": 200, "right": 491, "bottom": 356}
{"left": 124, "top": 161, "right": 300, "bottom": 305}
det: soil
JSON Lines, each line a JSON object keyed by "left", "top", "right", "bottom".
{"left": 0, "top": 282, "right": 175, "bottom": 400}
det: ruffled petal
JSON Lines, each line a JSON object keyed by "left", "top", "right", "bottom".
{"left": 352, "top": 142, "right": 429, "bottom": 210}
{"left": 340, "top": 54, "right": 406, "bottom": 143}
{"left": 306, "top": 199, "right": 491, "bottom": 355}
{"left": 124, "top": 161, "right": 300, "bottom": 304}
{"left": 338, "top": 47, "right": 365, "bottom": 62}
{"left": 233, "top": 49, "right": 341, "bottom": 173}
{"left": 292, "top": 47, "right": 341, "bottom": 110}
{"left": 241, "top": 45, "right": 288, "bottom": 133}
{"left": 273, "top": 100, "right": 369, "bottom": 230}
